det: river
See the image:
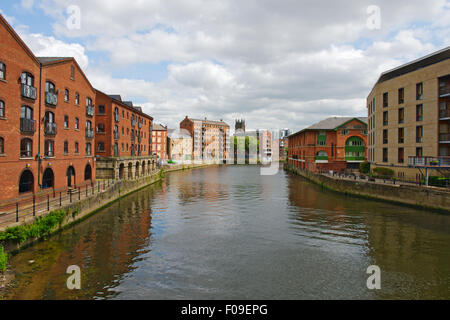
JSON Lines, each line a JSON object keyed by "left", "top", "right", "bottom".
{"left": 3, "top": 165, "right": 450, "bottom": 299}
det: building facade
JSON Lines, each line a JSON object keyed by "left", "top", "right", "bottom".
{"left": 167, "top": 128, "right": 193, "bottom": 162}
{"left": 0, "top": 14, "right": 96, "bottom": 202}
{"left": 288, "top": 117, "right": 368, "bottom": 172}
{"left": 180, "top": 116, "right": 230, "bottom": 163}
{"left": 367, "top": 47, "right": 450, "bottom": 181}
{"left": 151, "top": 123, "right": 168, "bottom": 160}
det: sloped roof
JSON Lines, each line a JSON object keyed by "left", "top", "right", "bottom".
{"left": 123, "top": 101, "right": 133, "bottom": 107}
{"left": 305, "top": 117, "right": 367, "bottom": 130}
{"left": 108, "top": 95, "right": 122, "bottom": 101}
{"left": 134, "top": 106, "right": 142, "bottom": 112}
{"left": 37, "top": 57, "right": 72, "bottom": 64}
{"left": 153, "top": 123, "right": 167, "bottom": 131}
{"left": 189, "top": 118, "right": 229, "bottom": 126}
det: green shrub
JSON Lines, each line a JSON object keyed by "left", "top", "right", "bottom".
{"left": 372, "top": 167, "right": 395, "bottom": 178}
{"left": 428, "top": 176, "right": 450, "bottom": 187}
{"left": 360, "top": 162, "right": 370, "bottom": 174}
{"left": 0, "top": 245, "right": 7, "bottom": 272}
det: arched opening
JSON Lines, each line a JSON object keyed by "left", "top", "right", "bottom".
{"left": 67, "top": 166, "right": 76, "bottom": 187}
{"left": 142, "top": 162, "right": 146, "bottom": 176}
{"left": 345, "top": 136, "right": 365, "bottom": 162}
{"left": 119, "top": 163, "right": 125, "bottom": 180}
{"left": 42, "top": 168, "right": 54, "bottom": 189}
{"left": 84, "top": 164, "right": 92, "bottom": 181}
{"left": 315, "top": 151, "right": 328, "bottom": 162}
{"left": 135, "top": 162, "right": 140, "bottom": 178}
{"left": 147, "top": 160, "right": 151, "bottom": 174}
{"left": 128, "top": 163, "right": 133, "bottom": 179}
{"left": 19, "top": 170, "right": 34, "bottom": 194}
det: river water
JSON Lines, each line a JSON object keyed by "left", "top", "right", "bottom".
{"left": 4, "top": 166, "right": 450, "bottom": 299}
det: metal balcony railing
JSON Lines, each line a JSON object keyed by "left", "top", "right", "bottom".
{"left": 114, "top": 131, "right": 120, "bottom": 140}
{"left": 439, "top": 133, "right": 450, "bottom": 142}
{"left": 115, "top": 114, "right": 120, "bottom": 122}
{"left": 20, "top": 118, "right": 36, "bottom": 133}
{"left": 21, "top": 84, "right": 37, "bottom": 100}
{"left": 439, "top": 86, "right": 450, "bottom": 97}
{"left": 408, "top": 156, "right": 450, "bottom": 167}
{"left": 44, "top": 122, "right": 57, "bottom": 135}
{"left": 86, "top": 105, "right": 94, "bottom": 117}
{"left": 45, "top": 91, "right": 58, "bottom": 106}
{"left": 85, "top": 129, "right": 94, "bottom": 139}
{"left": 440, "top": 109, "right": 450, "bottom": 119}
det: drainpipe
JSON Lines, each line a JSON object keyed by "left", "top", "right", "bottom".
{"left": 37, "top": 63, "right": 42, "bottom": 188}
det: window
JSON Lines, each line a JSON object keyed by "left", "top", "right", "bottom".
{"left": 21, "top": 72, "right": 34, "bottom": 86}
{"left": 0, "top": 100, "right": 4, "bottom": 117}
{"left": 398, "top": 128, "right": 404, "bottom": 144}
{"left": 97, "top": 123, "right": 105, "bottom": 133}
{"left": 416, "top": 104, "right": 423, "bottom": 121}
{"left": 416, "top": 83, "right": 423, "bottom": 100}
{"left": 383, "top": 92, "right": 388, "bottom": 107}
{"left": 44, "top": 140, "right": 54, "bottom": 157}
{"left": 70, "top": 66, "right": 75, "bottom": 80}
{"left": 383, "top": 129, "right": 388, "bottom": 144}
{"left": 383, "top": 111, "right": 388, "bottom": 125}
{"left": 42, "top": 168, "right": 54, "bottom": 189}
{"left": 20, "top": 138, "right": 33, "bottom": 157}
{"left": 64, "top": 89, "right": 69, "bottom": 102}
{"left": 383, "top": 148, "right": 388, "bottom": 162}
{"left": 86, "top": 120, "right": 92, "bottom": 130}
{"left": 45, "top": 81, "right": 55, "bottom": 93}
{"left": 98, "top": 105, "right": 105, "bottom": 114}
{"left": 398, "top": 148, "right": 404, "bottom": 163}
{"left": 75, "top": 117, "right": 79, "bottom": 130}
{"left": 416, "top": 147, "right": 423, "bottom": 157}
{"left": 416, "top": 126, "right": 423, "bottom": 143}
{"left": 86, "top": 142, "right": 92, "bottom": 156}
{"left": 86, "top": 97, "right": 93, "bottom": 107}
{"left": 398, "top": 88, "right": 404, "bottom": 104}
{"left": 341, "top": 129, "right": 348, "bottom": 135}
{"left": 21, "top": 106, "right": 33, "bottom": 119}
{"left": 64, "top": 141, "right": 69, "bottom": 154}
{"left": 0, "top": 61, "right": 5, "bottom": 80}
{"left": 97, "top": 142, "right": 105, "bottom": 152}
{"left": 0, "top": 137, "right": 4, "bottom": 154}
{"left": 75, "top": 142, "right": 79, "bottom": 154}
{"left": 317, "top": 132, "right": 326, "bottom": 146}
{"left": 398, "top": 108, "right": 404, "bottom": 124}
{"left": 122, "top": 110, "right": 125, "bottom": 119}
{"left": 75, "top": 93, "right": 80, "bottom": 105}
{"left": 64, "top": 115, "right": 69, "bottom": 128}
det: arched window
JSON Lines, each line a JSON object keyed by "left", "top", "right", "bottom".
{"left": 75, "top": 142, "right": 79, "bottom": 154}
{"left": 64, "top": 89, "right": 69, "bottom": 102}
{"left": 64, "top": 140, "right": 69, "bottom": 154}
{"left": 42, "top": 168, "right": 54, "bottom": 189}
{"left": 86, "top": 120, "right": 92, "bottom": 130}
{"left": 85, "top": 142, "right": 91, "bottom": 156}
{"left": 0, "top": 100, "right": 4, "bottom": 118}
{"left": 0, "top": 61, "right": 5, "bottom": 80}
{"left": 84, "top": 164, "right": 92, "bottom": 181}
{"left": 345, "top": 136, "right": 365, "bottom": 147}
{"left": 114, "top": 143, "right": 119, "bottom": 156}
{"left": 45, "top": 111, "right": 55, "bottom": 123}
{"left": 20, "top": 106, "right": 33, "bottom": 119}
{"left": 45, "top": 81, "right": 55, "bottom": 93}
{"left": 75, "top": 92, "right": 80, "bottom": 105}
{"left": 0, "top": 137, "right": 4, "bottom": 154}
{"left": 19, "top": 170, "right": 34, "bottom": 194}
{"left": 21, "top": 72, "right": 34, "bottom": 86}
{"left": 75, "top": 117, "right": 79, "bottom": 130}
{"left": 86, "top": 97, "right": 92, "bottom": 107}
{"left": 20, "top": 138, "right": 33, "bottom": 158}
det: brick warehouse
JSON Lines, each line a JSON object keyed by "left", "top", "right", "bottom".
{"left": 151, "top": 123, "right": 168, "bottom": 160}
{"left": 288, "top": 117, "right": 368, "bottom": 173}
{"left": 0, "top": 14, "right": 96, "bottom": 202}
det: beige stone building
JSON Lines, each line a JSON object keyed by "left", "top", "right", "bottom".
{"left": 167, "top": 128, "right": 193, "bottom": 162}
{"left": 367, "top": 47, "right": 450, "bottom": 181}
{"left": 180, "top": 116, "right": 230, "bottom": 163}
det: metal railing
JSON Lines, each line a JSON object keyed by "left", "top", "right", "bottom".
{"left": 45, "top": 91, "right": 58, "bottom": 106}
{"left": 21, "top": 84, "right": 37, "bottom": 100}
{"left": 439, "top": 133, "right": 450, "bottom": 142}
{"left": 408, "top": 156, "right": 450, "bottom": 167}
{"left": 114, "top": 131, "right": 120, "bottom": 140}
{"left": 44, "top": 122, "right": 57, "bottom": 135}
{"left": 85, "top": 129, "right": 94, "bottom": 139}
{"left": 20, "top": 118, "right": 36, "bottom": 133}
{"left": 440, "top": 109, "right": 450, "bottom": 119}
{"left": 86, "top": 105, "right": 94, "bottom": 117}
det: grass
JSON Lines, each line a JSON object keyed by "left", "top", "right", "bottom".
{"left": 0, "top": 245, "right": 7, "bottom": 272}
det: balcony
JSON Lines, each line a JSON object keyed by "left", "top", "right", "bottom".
{"left": 440, "top": 109, "right": 450, "bottom": 120}
{"left": 409, "top": 156, "right": 450, "bottom": 168}
{"left": 86, "top": 105, "right": 94, "bottom": 117}
{"left": 20, "top": 118, "right": 36, "bottom": 133}
{"left": 44, "top": 122, "right": 57, "bottom": 136}
{"left": 45, "top": 91, "right": 58, "bottom": 106}
{"left": 439, "top": 84, "right": 450, "bottom": 97}
{"left": 114, "top": 131, "right": 120, "bottom": 140}
{"left": 440, "top": 133, "right": 450, "bottom": 143}
{"left": 85, "top": 128, "right": 94, "bottom": 139}
{"left": 21, "top": 84, "right": 37, "bottom": 100}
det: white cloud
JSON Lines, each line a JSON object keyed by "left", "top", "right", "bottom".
{"left": 21, "top": 0, "right": 34, "bottom": 10}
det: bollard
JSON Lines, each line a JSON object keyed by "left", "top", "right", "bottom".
{"left": 33, "top": 196, "right": 36, "bottom": 217}
{"left": 60, "top": 192, "right": 62, "bottom": 206}
{"left": 98, "top": 181, "right": 100, "bottom": 192}
{"left": 86, "top": 185, "right": 88, "bottom": 197}
{"left": 16, "top": 203, "right": 19, "bottom": 222}
{"left": 47, "top": 194, "right": 50, "bottom": 211}
{"left": 70, "top": 191, "right": 72, "bottom": 203}
{"left": 78, "top": 188, "right": 81, "bottom": 201}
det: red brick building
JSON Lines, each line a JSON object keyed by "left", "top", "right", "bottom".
{"left": 151, "top": 123, "right": 167, "bottom": 159}
{"left": 95, "top": 91, "right": 153, "bottom": 157}
{"left": 0, "top": 14, "right": 96, "bottom": 202}
{"left": 288, "top": 117, "right": 368, "bottom": 173}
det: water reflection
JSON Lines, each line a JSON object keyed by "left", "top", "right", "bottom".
{"left": 4, "top": 166, "right": 450, "bottom": 300}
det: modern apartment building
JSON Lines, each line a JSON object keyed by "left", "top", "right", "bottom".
{"left": 180, "top": 116, "right": 230, "bottom": 163}
{"left": 151, "top": 123, "right": 168, "bottom": 160}
{"left": 0, "top": 14, "right": 96, "bottom": 202}
{"left": 367, "top": 47, "right": 450, "bottom": 181}
{"left": 288, "top": 117, "right": 368, "bottom": 172}
{"left": 94, "top": 91, "right": 156, "bottom": 180}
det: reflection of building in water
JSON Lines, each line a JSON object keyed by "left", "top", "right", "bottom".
{"left": 180, "top": 116, "right": 230, "bottom": 163}
{"left": 167, "top": 128, "right": 193, "bottom": 162}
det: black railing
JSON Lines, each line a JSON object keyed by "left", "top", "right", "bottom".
{"left": 44, "top": 122, "right": 57, "bottom": 135}
{"left": 86, "top": 105, "right": 94, "bottom": 117}
{"left": 85, "top": 129, "right": 94, "bottom": 139}
{"left": 114, "top": 131, "right": 120, "bottom": 140}
{"left": 20, "top": 118, "right": 36, "bottom": 133}
{"left": 115, "top": 114, "right": 120, "bottom": 122}
{"left": 21, "top": 83, "right": 37, "bottom": 100}
{"left": 45, "top": 91, "right": 58, "bottom": 106}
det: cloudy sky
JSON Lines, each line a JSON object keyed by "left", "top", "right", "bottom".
{"left": 1, "top": 0, "right": 449, "bottom": 133}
